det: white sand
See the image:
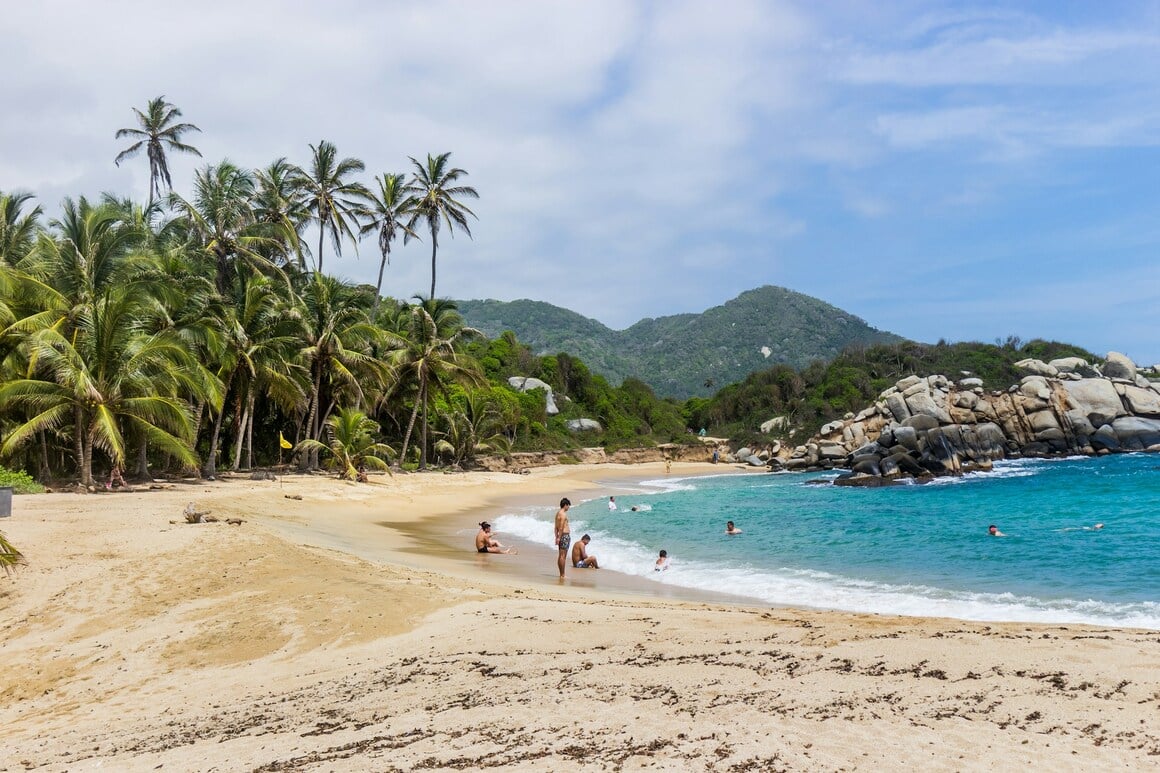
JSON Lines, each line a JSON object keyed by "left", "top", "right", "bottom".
{"left": 2, "top": 464, "right": 1158, "bottom": 771}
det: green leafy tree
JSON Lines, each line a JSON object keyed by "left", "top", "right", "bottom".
{"left": 114, "top": 96, "right": 203, "bottom": 204}
{"left": 403, "top": 152, "right": 478, "bottom": 299}
{"left": 254, "top": 157, "right": 312, "bottom": 270}
{"left": 292, "top": 141, "right": 368, "bottom": 274}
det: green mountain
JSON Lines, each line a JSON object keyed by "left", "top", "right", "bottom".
{"left": 457, "top": 286, "right": 904, "bottom": 398}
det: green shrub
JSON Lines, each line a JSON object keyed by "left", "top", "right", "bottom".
{"left": 0, "top": 467, "right": 45, "bottom": 494}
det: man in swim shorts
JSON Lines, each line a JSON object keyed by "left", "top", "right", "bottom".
{"left": 554, "top": 497, "right": 571, "bottom": 577}
{"left": 571, "top": 534, "right": 599, "bottom": 569}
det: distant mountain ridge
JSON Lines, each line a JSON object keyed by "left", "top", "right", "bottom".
{"left": 456, "top": 286, "right": 904, "bottom": 398}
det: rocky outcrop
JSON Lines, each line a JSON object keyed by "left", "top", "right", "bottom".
{"left": 507, "top": 376, "right": 560, "bottom": 415}
{"left": 778, "top": 352, "right": 1160, "bottom": 485}
{"left": 566, "top": 418, "right": 603, "bottom": 432}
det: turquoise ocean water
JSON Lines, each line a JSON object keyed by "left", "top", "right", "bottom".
{"left": 494, "top": 453, "right": 1160, "bottom": 629}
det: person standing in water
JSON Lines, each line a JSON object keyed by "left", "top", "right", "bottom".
{"left": 554, "top": 497, "right": 572, "bottom": 577}
{"left": 608, "top": 496, "right": 617, "bottom": 512}
{"left": 726, "top": 521, "right": 742, "bottom": 535}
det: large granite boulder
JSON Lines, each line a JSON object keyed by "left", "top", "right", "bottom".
{"left": 1111, "top": 417, "right": 1160, "bottom": 449}
{"left": 565, "top": 418, "right": 602, "bottom": 432}
{"left": 1116, "top": 384, "right": 1160, "bottom": 417}
{"left": 508, "top": 376, "right": 560, "bottom": 415}
{"left": 1103, "top": 352, "right": 1137, "bottom": 381}
{"left": 1062, "top": 378, "right": 1125, "bottom": 427}
{"left": 1015, "top": 358, "right": 1059, "bottom": 378}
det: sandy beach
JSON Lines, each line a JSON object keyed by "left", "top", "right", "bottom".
{"left": 2, "top": 463, "right": 1159, "bottom": 772}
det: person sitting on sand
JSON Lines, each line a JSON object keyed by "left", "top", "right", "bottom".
{"left": 475, "top": 522, "right": 515, "bottom": 554}
{"left": 106, "top": 464, "right": 128, "bottom": 491}
{"left": 571, "top": 534, "right": 598, "bottom": 569}
{"left": 726, "top": 520, "right": 742, "bottom": 535}
{"left": 988, "top": 524, "right": 1006, "bottom": 537}
{"left": 655, "top": 549, "right": 669, "bottom": 571}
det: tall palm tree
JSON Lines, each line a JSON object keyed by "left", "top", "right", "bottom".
{"left": 296, "top": 273, "right": 396, "bottom": 469}
{"left": 393, "top": 297, "right": 482, "bottom": 469}
{"left": 403, "top": 152, "right": 478, "bottom": 299}
{"left": 169, "top": 161, "right": 280, "bottom": 294}
{"left": 292, "top": 141, "right": 368, "bottom": 274}
{"left": 358, "top": 173, "right": 417, "bottom": 321}
{"left": 254, "top": 157, "right": 312, "bottom": 270}
{"left": 114, "top": 96, "right": 202, "bottom": 205}
{"left": 0, "top": 190, "right": 42, "bottom": 265}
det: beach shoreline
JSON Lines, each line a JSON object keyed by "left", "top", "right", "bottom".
{"left": 2, "top": 463, "right": 1159, "bottom": 770}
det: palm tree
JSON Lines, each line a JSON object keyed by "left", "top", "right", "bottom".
{"left": 403, "top": 152, "right": 478, "bottom": 299}
{"left": 0, "top": 530, "right": 24, "bottom": 575}
{"left": 3, "top": 197, "right": 218, "bottom": 485}
{"left": 358, "top": 173, "right": 417, "bottom": 320}
{"left": 114, "top": 96, "right": 203, "bottom": 204}
{"left": 254, "top": 157, "right": 312, "bottom": 270}
{"left": 297, "top": 273, "right": 396, "bottom": 469}
{"left": 393, "top": 297, "right": 482, "bottom": 469}
{"left": 292, "top": 141, "right": 368, "bottom": 274}
{"left": 0, "top": 190, "right": 42, "bottom": 265}
{"left": 169, "top": 161, "right": 281, "bottom": 294}
{"left": 295, "top": 407, "right": 393, "bottom": 480}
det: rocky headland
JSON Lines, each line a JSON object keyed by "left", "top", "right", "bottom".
{"left": 765, "top": 351, "right": 1160, "bottom": 485}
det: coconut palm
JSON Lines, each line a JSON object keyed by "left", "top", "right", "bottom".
{"left": 0, "top": 190, "right": 42, "bottom": 265}
{"left": 254, "top": 157, "right": 312, "bottom": 270}
{"left": 169, "top": 161, "right": 281, "bottom": 294}
{"left": 297, "top": 273, "right": 397, "bottom": 469}
{"left": 292, "top": 141, "right": 368, "bottom": 274}
{"left": 0, "top": 281, "right": 209, "bottom": 486}
{"left": 295, "top": 406, "right": 393, "bottom": 480}
{"left": 3, "top": 197, "right": 218, "bottom": 484}
{"left": 358, "top": 173, "right": 417, "bottom": 320}
{"left": 403, "top": 152, "right": 478, "bottom": 300}
{"left": 393, "top": 297, "right": 482, "bottom": 470}
{"left": 0, "top": 530, "right": 24, "bottom": 575}
{"left": 114, "top": 96, "right": 202, "bottom": 204}
{"left": 434, "top": 388, "right": 511, "bottom": 467}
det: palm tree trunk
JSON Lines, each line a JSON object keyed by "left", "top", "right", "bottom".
{"left": 74, "top": 405, "right": 86, "bottom": 484}
{"left": 81, "top": 429, "right": 94, "bottom": 488}
{"left": 429, "top": 229, "right": 438, "bottom": 299}
{"left": 303, "top": 366, "right": 322, "bottom": 469}
{"left": 135, "top": 440, "right": 150, "bottom": 480}
{"left": 372, "top": 253, "right": 387, "bottom": 321}
{"left": 399, "top": 397, "right": 421, "bottom": 470}
{"left": 419, "top": 380, "right": 429, "bottom": 470}
{"left": 205, "top": 409, "right": 224, "bottom": 479}
{"left": 244, "top": 393, "right": 255, "bottom": 470}
{"left": 317, "top": 225, "right": 325, "bottom": 274}
{"left": 38, "top": 431, "right": 50, "bottom": 481}
{"left": 232, "top": 394, "right": 250, "bottom": 470}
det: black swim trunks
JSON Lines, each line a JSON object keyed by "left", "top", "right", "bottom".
{"left": 558, "top": 533, "right": 571, "bottom": 551}
{"left": 478, "top": 545, "right": 490, "bottom": 553}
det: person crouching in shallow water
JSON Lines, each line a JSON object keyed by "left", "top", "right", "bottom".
{"left": 475, "top": 522, "right": 515, "bottom": 554}
{"left": 655, "top": 550, "right": 669, "bottom": 571}
{"left": 572, "top": 534, "right": 599, "bottom": 569}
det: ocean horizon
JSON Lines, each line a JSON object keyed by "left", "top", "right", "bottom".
{"left": 494, "top": 453, "right": 1160, "bottom": 629}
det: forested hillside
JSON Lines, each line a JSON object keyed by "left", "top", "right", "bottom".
{"left": 458, "top": 286, "right": 903, "bottom": 398}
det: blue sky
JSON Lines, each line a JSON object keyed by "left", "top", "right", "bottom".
{"left": 3, "top": 1, "right": 1159, "bottom": 365}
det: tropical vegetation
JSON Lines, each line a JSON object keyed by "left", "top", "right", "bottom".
{"left": 0, "top": 96, "right": 698, "bottom": 502}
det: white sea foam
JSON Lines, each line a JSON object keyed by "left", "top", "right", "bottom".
{"left": 492, "top": 511, "right": 1160, "bottom": 629}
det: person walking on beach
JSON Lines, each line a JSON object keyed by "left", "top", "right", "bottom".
{"left": 554, "top": 497, "right": 572, "bottom": 577}
{"left": 572, "top": 534, "right": 599, "bottom": 569}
